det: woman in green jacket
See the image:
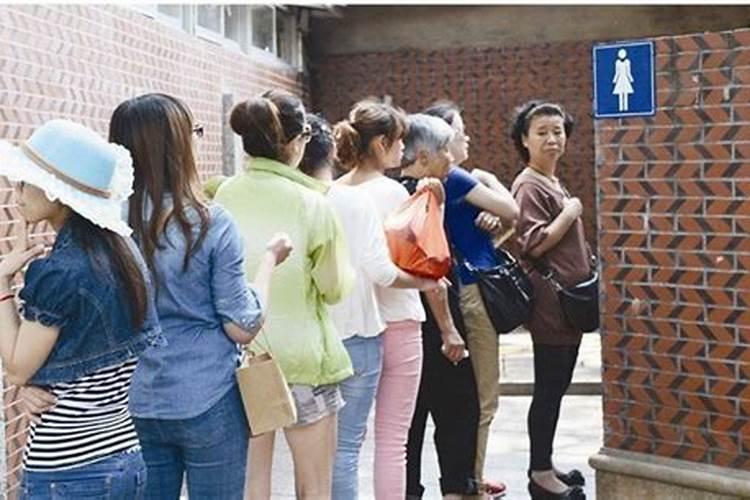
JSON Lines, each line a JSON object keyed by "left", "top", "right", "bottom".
{"left": 214, "top": 90, "right": 354, "bottom": 500}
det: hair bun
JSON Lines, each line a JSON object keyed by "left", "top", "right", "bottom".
{"left": 230, "top": 99, "right": 263, "bottom": 136}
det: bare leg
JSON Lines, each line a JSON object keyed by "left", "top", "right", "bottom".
{"left": 284, "top": 413, "right": 338, "bottom": 500}
{"left": 245, "top": 431, "right": 276, "bottom": 500}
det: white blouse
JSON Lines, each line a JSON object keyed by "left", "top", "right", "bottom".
{"left": 359, "top": 176, "right": 426, "bottom": 324}
{"left": 327, "top": 184, "right": 400, "bottom": 338}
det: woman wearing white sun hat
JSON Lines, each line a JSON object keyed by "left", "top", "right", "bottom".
{"left": 0, "top": 119, "right": 161, "bottom": 499}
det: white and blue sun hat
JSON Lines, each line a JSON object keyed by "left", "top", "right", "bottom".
{"left": 0, "top": 119, "right": 134, "bottom": 236}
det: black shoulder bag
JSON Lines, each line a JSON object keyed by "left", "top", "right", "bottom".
{"left": 536, "top": 258, "right": 599, "bottom": 333}
{"left": 452, "top": 242, "right": 534, "bottom": 334}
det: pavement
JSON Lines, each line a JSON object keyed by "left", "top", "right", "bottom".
{"left": 267, "top": 332, "right": 604, "bottom": 499}
{"left": 499, "top": 332, "right": 602, "bottom": 395}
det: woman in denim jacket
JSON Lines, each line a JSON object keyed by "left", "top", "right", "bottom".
{"left": 0, "top": 119, "right": 161, "bottom": 499}
{"left": 108, "top": 93, "right": 292, "bottom": 500}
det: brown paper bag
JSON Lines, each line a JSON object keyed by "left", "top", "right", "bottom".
{"left": 236, "top": 350, "right": 297, "bottom": 436}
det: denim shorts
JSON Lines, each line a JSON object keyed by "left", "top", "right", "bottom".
{"left": 20, "top": 448, "right": 146, "bottom": 500}
{"left": 289, "top": 383, "right": 345, "bottom": 427}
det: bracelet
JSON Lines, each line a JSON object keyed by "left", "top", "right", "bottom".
{"left": 0, "top": 293, "right": 15, "bottom": 302}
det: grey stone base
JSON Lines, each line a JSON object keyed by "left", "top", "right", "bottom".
{"left": 590, "top": 449, "right": 750, "bottom": 500}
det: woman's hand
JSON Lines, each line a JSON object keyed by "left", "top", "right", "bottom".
{"left": 562, "top": 197, "right": 583, "bottom": 220}
{"left": 440, "top": 327, "right": 468, "bottom": 364}
{"left": 265, "top": 233, "right": 293, "bottom": 266}
{"left": 18, "top": 385, "right": 56, "bottom": 424}
{"left": 0, "top": 245, "right": 45, "bottom": 281}
{"left": 416, "top": 178, "right": 445, "bottom": 205}
{"left": 474, "top": 211, "right": 503, "bottom": 234}
{"left": 417, "top": 277, "right": 442, "bottom": 292}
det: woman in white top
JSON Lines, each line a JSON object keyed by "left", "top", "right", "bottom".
{"left": 333, "top": 99, "right": 464, "bottom": 499}
{"left": 299, "top": 113, "right": 439, "bottom": 500}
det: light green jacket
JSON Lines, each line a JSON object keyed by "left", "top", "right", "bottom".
{"left": 214, "top": 158, "right": 354, "bottom": 386}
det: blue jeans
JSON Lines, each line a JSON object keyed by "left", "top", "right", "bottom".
{"left": 332, "top": 335, "right": 384, "bottom": 500}
{"left": 21, "top": 448, "right": 147, "bottom": 499}
{"left": 133, "top": 384, "right": 248, "bottom": 500}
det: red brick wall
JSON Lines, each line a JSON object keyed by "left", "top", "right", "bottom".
{"left": 598, "top": 27, "right": 750, "bottom": 470}
{"left": 0, "top": 4, "right": 303, "bottom": 495}
{"left": 310, "top": 42, "right": 597, "bottom": 242}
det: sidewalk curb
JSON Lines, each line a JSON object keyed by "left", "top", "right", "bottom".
{"left": 498, "top": 381, "right": 602, "bottom": 396}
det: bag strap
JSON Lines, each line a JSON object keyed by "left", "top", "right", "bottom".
{"left": 525, "top": 252, "right": 566, "bottom": 291}
{"left": 241, "top": 326, "right": 276, "bottom": 361}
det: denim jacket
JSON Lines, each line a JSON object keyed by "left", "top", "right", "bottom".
{"left": 129, "top": 201, "right": 264, "bottom": 419}
{"left": 20, "top": 222, "right": 162, "bottom": 386}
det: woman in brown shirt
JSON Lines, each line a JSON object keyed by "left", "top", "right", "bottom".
{"left": 510, "top": 101, "right": 590, "bottom": 500}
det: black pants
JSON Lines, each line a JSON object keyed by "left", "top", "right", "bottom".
{"left": 528, "top": 342, "right": 581, "bottom": 471}
{"left": 406, "top": 292, "right": 480, "bottom": 497}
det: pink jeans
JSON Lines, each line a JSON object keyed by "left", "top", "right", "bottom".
{"left": 374, "top": 320, "right": 423, "bottom": 499}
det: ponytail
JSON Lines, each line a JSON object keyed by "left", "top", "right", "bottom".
{"left": 332, "top": 97, "right": 407, "bottom": 170}
{"left": 332, "top": 120, "right": 361, "bottom": 171}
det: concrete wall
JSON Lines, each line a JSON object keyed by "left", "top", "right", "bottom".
{"left": 0, "top": 5, "right": 304, "bottom": 496}
{"left": 310, "top": 6, "right": 750, "bottom": 56}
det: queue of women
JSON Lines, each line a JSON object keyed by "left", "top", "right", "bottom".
{"left": 0, "top": 88, "right": 592, "bottom": 500}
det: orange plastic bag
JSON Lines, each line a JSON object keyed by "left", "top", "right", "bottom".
{"left": 384, "top": 190, "right": 451, "bottom": 280}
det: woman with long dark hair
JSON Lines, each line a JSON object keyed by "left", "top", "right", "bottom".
{"left": 109, "top": 93, "right": 291, "bottom": 500}
{"left": 0, "top": 119, "right": 160, "bottom": 498}
{"left": 510, "top": 100, "right": 588, "bottom": 500}
{"left": 215, "top": 90, "right": 354, "bottom": 499}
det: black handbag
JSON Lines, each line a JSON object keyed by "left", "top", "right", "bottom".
{"left": 460, "top": 247, "right": 534, "bottom": 334}
{"left": 540, "top": 267, "right": 600, "bottom": 333}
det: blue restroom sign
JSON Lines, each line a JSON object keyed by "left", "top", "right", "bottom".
{"left": 593, "top": 40, "right": 655, "bottom": 118}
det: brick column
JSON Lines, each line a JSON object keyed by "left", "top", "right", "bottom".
{"left": 591, "top": 27, "right": 750, "bottom": 499}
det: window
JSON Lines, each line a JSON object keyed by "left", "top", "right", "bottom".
{"left": 251, "top": 6, "right": 275, "bottom": 53}
{"left": 275, "top": 9, "right": 299, "bottom": 66}
{"left": 133, "top": 5, "right": 303, "bottom": 69}
{"left": 196, "top": 5, "right": 223, "bottom": 38}
{"left": 136, "top": 4, "right": 188, "bottom": 30}
{"left": 157, "top": 4, "right": 182, "bottom": 19}
{"left": 224, "top": 5, "right": 249, "bottom": 49}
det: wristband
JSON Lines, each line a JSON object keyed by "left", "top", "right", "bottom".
{"left": 0, "top": 293, "right": 15, "bottom": 302}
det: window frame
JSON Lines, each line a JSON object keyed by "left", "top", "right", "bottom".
{"left": 194, "top": 5, "right": 226, "bottom": 45}
{"left": 132, "top": 4, "right": 302, "bottom": 70}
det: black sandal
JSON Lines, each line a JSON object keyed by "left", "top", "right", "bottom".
{"left": 556, "top": 468, "right": 585, "bottom": 487}
{"left": 527, "top": 478, "right": 585, "bottom": 500}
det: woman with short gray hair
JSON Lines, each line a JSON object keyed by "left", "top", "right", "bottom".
{"left": 399, "top": 113, "right": 455, "bottom": 177}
